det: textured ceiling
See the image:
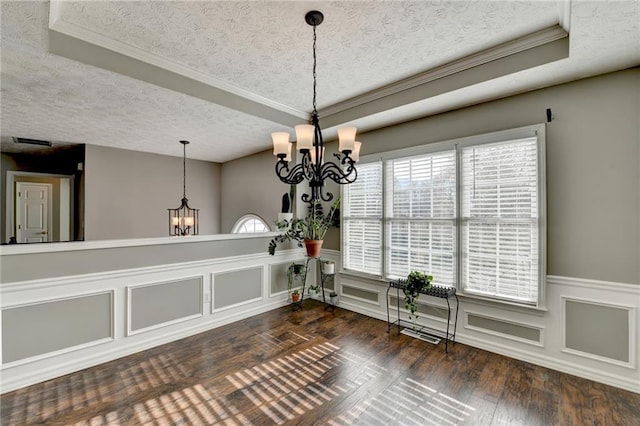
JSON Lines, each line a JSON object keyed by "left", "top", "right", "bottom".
{"left": 1, "top": 1, "right": 639, "bottom": 163}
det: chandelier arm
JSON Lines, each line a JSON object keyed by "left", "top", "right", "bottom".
{"left": 319, "top": 161, "right": 358, "bottom": 185}
{"left": 275, "top": 160, "right": 307, "bottom": 184}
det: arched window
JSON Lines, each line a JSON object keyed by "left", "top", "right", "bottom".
{"left": 232, "top": 214, "right": 270, "bottom": 233}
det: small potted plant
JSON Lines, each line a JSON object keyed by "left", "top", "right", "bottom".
{"left": 404, "top": 271, "right": 433, "bottom": 328}
{"left": 291, "top": 289, "right": 300, "bottom": 303}
{"left": 329, "top": 291, "right": 338, "bottom": 305}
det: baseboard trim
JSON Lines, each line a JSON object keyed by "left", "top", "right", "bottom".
{"left": 456, "top": 333, "right": 640, "bottom": 394}
{"left": 0, "top": 298, "right": 289, "bottom": 394}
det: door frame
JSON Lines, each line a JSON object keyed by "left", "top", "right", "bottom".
{"left": 5, "top": 171, "right": 75, "bottom": 243}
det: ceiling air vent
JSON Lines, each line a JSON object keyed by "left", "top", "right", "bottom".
{"left": 12, "top": 136, "right": 52, "bottom": 147}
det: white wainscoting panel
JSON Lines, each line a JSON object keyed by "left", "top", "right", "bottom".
{"left": 0, "top": 249, "right": 303, "bottom": 393}
{"left": 335, "top": 273, "right": 640, "bottom": 394}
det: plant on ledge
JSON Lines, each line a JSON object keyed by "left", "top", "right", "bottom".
{"left": 404, "top": 271, "right": 433, "bottom": 328}
{"left": 268, "top": 198, "right": 340, "bottom": 257}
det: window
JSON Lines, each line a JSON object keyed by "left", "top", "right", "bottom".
{"left": 342, "top": 125, "right": 545, "bottom": 307}
{"left": 232, "top": 214, "right": 270, "bottom": 233}
{"left": 460, "top": 138, "right": 540, "bottom": 303}
{"left": 343, "top": 162, "right": 383, "bottom": 276}
{"left": 385, "top": 150, "right": 457, "bottom": 287}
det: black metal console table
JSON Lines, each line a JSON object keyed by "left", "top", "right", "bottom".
{"left": 386, "top": 279, "right": 459, "bottom": 352}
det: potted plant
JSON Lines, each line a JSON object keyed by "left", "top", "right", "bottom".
{"left": 291, "top": 289, "right": 300, "bottom": 303}
{"left": 329, "top": 291, "right": 338, "bottom": 305}
{"left": 268, "top": 198, "right": 340, "bottom": 258}
{"left": 403, "top": 271, "right": 433, "bottom": 329}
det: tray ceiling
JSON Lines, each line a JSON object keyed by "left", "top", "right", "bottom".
{"left": 1, "top": 1, "right": 638, "bottom": 162}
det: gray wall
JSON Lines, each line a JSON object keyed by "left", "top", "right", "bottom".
{"left": 213, "top": 267, "right": 262, "bottom": 309}
{"left": 85, "top": 145, "right": 221, "bottom": 240}
{"left": 1, "top": 236, "right": 273, "bottom": 283}
{"left": 130, "top": 277, "right": 202, "bottom": 332}
{"left": 357, "top": 69, "right": 639, "bottom": 285}
{"left": 220, "top": 149, "right": 286, "bottom": 233}
{"left": 2, "top": 292, "right": 112, "bottom": 363}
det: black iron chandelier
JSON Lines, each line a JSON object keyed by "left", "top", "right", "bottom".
{"left": 168, "top": 140, "right": 199, "bottom": 236}
{"left": 272, "top": 10, "right": 361, "bottom": 204}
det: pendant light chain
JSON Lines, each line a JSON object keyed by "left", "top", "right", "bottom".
{"left": 182, "top": 141, "right": 187, "bottom": 199}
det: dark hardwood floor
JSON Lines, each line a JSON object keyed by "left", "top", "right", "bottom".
{"left": 2, "top": 300, "right": 639, "bottom": 425}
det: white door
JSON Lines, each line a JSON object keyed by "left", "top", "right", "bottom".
{"left": 16, "top": 182, "right": 52, "bottom": 243}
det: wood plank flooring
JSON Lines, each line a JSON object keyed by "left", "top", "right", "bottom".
{"left": 2, "top": 300, "right": 639, "bottom": 425}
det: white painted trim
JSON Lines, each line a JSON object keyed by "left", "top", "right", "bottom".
{"left": 0, "top": 231, "right": 280, "bottom": 256}
{"left": 558, "top": 0, "right": 572, "bottom": 32}
{"left": 561, "top": 295, "right": 636, "bottom": 369}
{"left": 0, "top": 249, "right": 301, "bottom": 293}
{"left": 340, "top": 282, "right": 380, "bottom": 306}
{"left": 336, "top": 272, "right": 640, "bottom": 394}
{"left": 126, "top": 276, "right": 204, "bottom": 337}
{"left": 1, "top": 290, "right": 115, "bottom": 368}
{"left": 47, "top": 2, "right": 306, "bottom": 120}
{"left": 456, "top": 332, "right": 639, "bottom": 394}
{"left": 5, "top": 171, "right": 75, "bottom": 245}
{"left": 210, "top": 266, "right": 265, "bottom": 314}
{"left": 0, "top": 298, "right": 290, "bottom": 393}
{"left": 15, "top": 181, "right": 53, "bottom": 244}
{"left": 548, "top": 275, "right": 640, "bottom": 292}
{"left": 231, "top": 214, "right": 272, "bottom": 233}
{"left": 320, "top": 26, "right": 568, "bottom": 117}
{"left": 464, "top": 310, "right": 545, "bottom": 348}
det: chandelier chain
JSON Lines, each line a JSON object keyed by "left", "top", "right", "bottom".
{"left": 312, "top": 23, "right": 318, "bottom": 115}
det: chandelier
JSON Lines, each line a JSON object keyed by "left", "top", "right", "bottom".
{"left": 168, "top": 140, "right": 199, "bottom": 236}
{"left": 272, "top": 10, "right": 361, "bottom": 204}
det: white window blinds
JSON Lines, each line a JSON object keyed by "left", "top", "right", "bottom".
{"left": 385, "top": 151, "right": 457, "bottom": 286}
{"left": 343, "top": 162, "right": 383, "bottom": 275}
{"left": 340, "top": 125, "right": 544, "bottom": 307}
{"left": 461, "top": 137, "right": 540, "bottom": 303}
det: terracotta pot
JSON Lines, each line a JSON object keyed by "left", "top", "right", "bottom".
{"left": 304, "top": 239, "right": 324, "bottom": 258}
{"left": 291, "top": 293, "right": 300, "bottom": 303}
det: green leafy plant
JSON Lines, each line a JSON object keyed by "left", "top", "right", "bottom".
{"left": 268, "top": 198, "right": 340, "bottom": 255}
{"left": 403, "top": 271, "right": 433, "bottom": 328}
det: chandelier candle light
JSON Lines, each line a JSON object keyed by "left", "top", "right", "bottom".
{"left": 272, "top": 10, "right": 361, "bottom": 204}
{"left": 168, "top": 140, "right": 199, "bottom": 236}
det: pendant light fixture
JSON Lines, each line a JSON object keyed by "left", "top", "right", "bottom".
{"left": 168, "top": 140, "right": 199, "bottom": 236}
{"left": 272, "top": 10, "right": 361, "bottom": 204}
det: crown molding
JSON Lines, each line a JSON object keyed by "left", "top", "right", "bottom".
{"left": 319, "top": 25, "right": 569, "bottom": 119}
{"left": 48, "top": 1, "right": 307, "bottom": 121}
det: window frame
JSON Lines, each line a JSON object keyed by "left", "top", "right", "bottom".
{"left": 341, "top": 124, "right": 546, "bottom": 309}
{"left": 231, "top": 214, "right": 271, "bottom": 234}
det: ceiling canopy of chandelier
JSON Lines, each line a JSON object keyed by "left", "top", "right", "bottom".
{"left": 272, "top": 10, "right": 361, "bottom": 205}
